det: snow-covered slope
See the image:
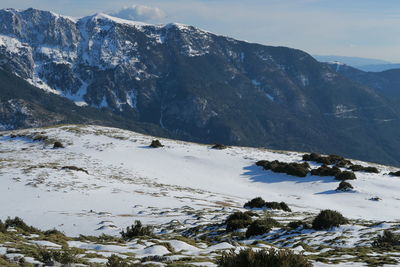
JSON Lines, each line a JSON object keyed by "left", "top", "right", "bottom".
{"left": 1, "top": 125, "right": 400, "bottom": 266}
{"left": 1, "top": 124, "right": 399, "bottom": 236}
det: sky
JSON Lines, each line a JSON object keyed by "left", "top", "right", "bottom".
{"left": 0, "top": 0, "right": 399, "bottom": 62}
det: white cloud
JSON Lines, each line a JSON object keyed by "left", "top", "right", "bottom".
{"left": 110, "top": 5, "right": 166, "bottom": 22}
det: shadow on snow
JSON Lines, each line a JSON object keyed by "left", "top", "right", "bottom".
{"left": 242, "top": 164, "right": 338, "bottom": 185}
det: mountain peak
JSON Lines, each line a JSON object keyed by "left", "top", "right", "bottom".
{"left": 0, "top": 7, "right": 77, "bottom": 22}
{"left": 81, "top": 12, "right": 152, "bottom": 27}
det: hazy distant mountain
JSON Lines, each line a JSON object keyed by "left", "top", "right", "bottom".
{"left": 314, "top": 55, "right": 400, "bottom": 72}
{"left": 326, "top": 62, "right": 400, "bottom": 109}
{"left": 356, "top": 64, "right": 400, "bottom": 72}
{"left": 1, "top": 8, "right": 400, "bottom": 165}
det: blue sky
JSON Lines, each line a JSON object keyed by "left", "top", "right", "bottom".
{"left": 0, "top": 0, "right": 399, "bottom": 62}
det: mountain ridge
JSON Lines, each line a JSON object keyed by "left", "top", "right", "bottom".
{"left": 1, "top": 8, "right": 400, "bottom": 166}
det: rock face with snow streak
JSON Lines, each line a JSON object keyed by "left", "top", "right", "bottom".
{"left": 1, "top": 8, "right": 400, "bottom": 166}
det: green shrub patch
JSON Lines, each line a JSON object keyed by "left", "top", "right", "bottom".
{"left": 120, "top": 220, "right": 153, "bottom": 240}
{"left": 244, "top": 198, "right": 291, "bottom": 212}
{"left": 211, "top": 144, "right": 228, "bottom": 149}
{"left": 218, "top": 248, "right": 312, "bottom": 267}
{"left": 256, "top": 160, "right": 310, "bottom": 177}
{"left": 303, "top": 153, "right": 352, "bottom": 167}
{"left": 225, "top": 212, "right": 253, "bottom": 232}
{"left": 149, "top": 140, "right": 164, "bottom": 148}
{"left": 372, "top": 230, "right": 400, "bottom": 248}
{"left": 349, "top": 165, "right": 379, "bottom": 173}
{"left": 335, "top": 171, "right": 356, "bottom": 181}
{"left": 336, "top": 181, "right": 354, "bottom": 191}
{"left": 287, "top": 220, "right": 311, "bottom": 230}
{"left": 312, "top": 210, "right": 348, "bottom": 230}
{"left": 246, "top": 219, "right": 273, "bottom": 238}
{"left": 389, "top": 171, "right": 400, "bottom": 177}
{"left": 311, "top": 165, "right": 341, "bottom": 177}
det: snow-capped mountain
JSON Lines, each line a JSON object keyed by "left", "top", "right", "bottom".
{"left": 0, "top": 8, "right": 221, "bottom": 107}
{"left": 1, "top": 8, "right": 400, "bottom": 167}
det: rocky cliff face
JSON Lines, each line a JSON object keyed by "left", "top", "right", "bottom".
{"left": 1, "top": 8, "right": 400, "bottom": 165}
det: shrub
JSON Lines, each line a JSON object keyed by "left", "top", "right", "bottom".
{"left": 246, "top": 218, "right": 280, "bottom": 238}
{"left": 149, "top": 140, "right": 163, "bottom": 148}
{"left": 0, "top": 220, "right": 5, "bottom": 233}
{"left": 256, "top": 160, "right": 310, "bottom": 177}
{"left": 318, "top": 155, "right": 347, "bottom": 165}
{"left": 243, "top": 211, "right": 259, "bottom": 217}
{"left": 78, "top": 234, "right": 123, "bottom": 243}
{"left": 212, "top": 144, "right": 227, "bottom": 149}
{"left": 311, "top": 165, "right": 341, "bottom": 177}
{"left": 302, "top": 153, "right": 352, "bottom": 167}
{"left": 349, "top": 165, "right": 379, "bottom": 173}
{"left": 55, "top": 247, "right": 79, "bottom": 264}
{"left": 18, "top": 257, "right": 25, "bottom": 265}
{"left": 218, "top": 248, "right": 312, "bottom": 267}
{"left": 5, "top": 217, "right": 39, "bottom": 233}
{"left": 372, "top": 230, "right": 400, "bottom": 248}
{"left": 35, "top": 246, "right": 78, "bottom": 265}
{"left": 244, "top": 197, "right": 266, "bottom": 209}
{"left": 141, "top": 255, "right": 169, "bottom": 262}
{"left": 61, "top": 166, "right": 89, "bottom": 174}
{"left": 246, "top": 220, "right": 271, "bottom": 238}
{"left": 369, "top": 197, "right": 381, "bottom": 201}
{"left": 225, "top": 212, "right": 253, "bottom": 232}
{"left": 389, "top": 171, "right": 400, "bottom": 177}
{"left": 35, "top": 247, "right": 53, "bottom": 264}
{"left": 312, "top": 210, "right": 348, "bottom": 230}
{"left": 33, "top": 135, "right": 48, "bottom": 141}
{"left": 53, "top": 141, "right": 64, "bottom": 148}
{"left": 265, "top": 202, "right": 291, "bottom": 212}
{"left": 335, "top": 159, "right": 353, "bottom": 168}
{"left": 335, "top": 171, "right": 356, "bottom": 181}
{"left": 256, "top": 160, "right": 269, "bottom": 167}
{"left": 120, "top": 220, "right": 153, "bottom": 240}
{"left": 107, "top": 254, "right": 138, "bottom": 267}
{"left": 244, "top": 198, "right": 291, "bottom": 212}
{"left": 302, "top": 153, "right": 320, "bottom": 162}
{"left": 287, "top": 220, "right": 311, "bottom": 230}
{"left": 336, "top": 181, "right": 353, "bottom": 191}
{"left": 43, "top": 228, "right": 65, "bottom": 236}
